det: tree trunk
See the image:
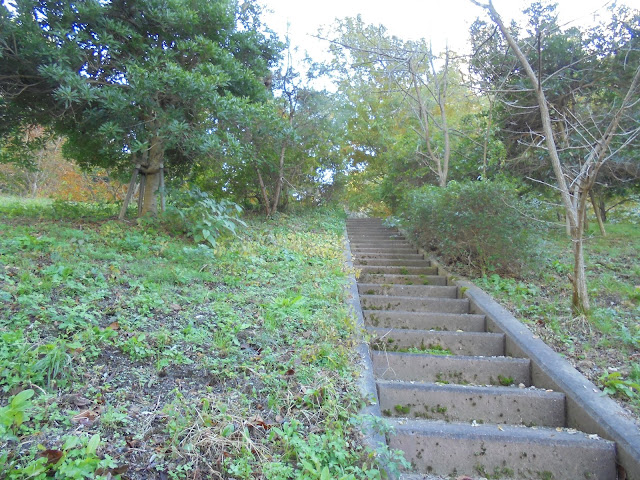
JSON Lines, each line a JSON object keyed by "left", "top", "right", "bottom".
{"left": 598, "top": 196, "right": 607, "bottom": 223}
{"left": 571, "top": 227, "right": 589, "bottom": 313}
{"left": 140, "top": 136, "right": 164, "bottom": 216}
{"left": 256, "top": 166, "right": 272, "bottom": 216}
{"left": 590, "top": 191, "right": 606, "bottom": 236}
{"left": 271, "top": 143, "right": 286, "bottom": 215}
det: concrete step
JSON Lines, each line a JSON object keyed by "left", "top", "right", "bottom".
{"left": 352, "top": 253, "right": 425, "bottom": 260}
{"left": 367, "top": 327, "right": 505, "bottom": 356}
{"left": 358, "top": 274, "right": 446, "bottom": 286}
{"left": 358, "top": 284, "right": 457, "bottom": 298}
{"left": 377, "top": 380, "right": 565, "bottom": 427}
{"left": 371, "top": 351, "right": 531, "bottom": 386}
{"left": 352, "top": 248, "right": 419, "bottom": 255}
{"left": 351, "top": 243, "right": 416, "bottom": 250}
{"left": 347, "top": 229, "right": 398, "bottom": 234}
{"left": 350, "top": 238, "right": 412, "bottom": 244}
{"left": 358, "top": 266, "right": 439, "bottom": 276}
{"left": 387, "top": 419, "right": 616, "bottom": 479}
{"left": 354, "top": 258, "right": 432, "bottom": 267}
{"left": 348, "top": 232, "right": 401, "bottom": 237}
{"left": 360, "top": 294, "right": 469, "bottom": 314}
{"left": 364, "top": 311, "right": 486, "bottom": 331}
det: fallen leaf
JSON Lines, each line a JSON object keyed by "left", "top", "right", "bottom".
{"left": 96, "top": 465, "right": 129, "bottom": 476}
{"left": 39, "top": 449, "right": 63, "bottom": 464}
{"left": 71, "top": 409, "right": 100, "bottom": 426}
{"left": 60, "top": 393, "right": 91, "bottom": 407}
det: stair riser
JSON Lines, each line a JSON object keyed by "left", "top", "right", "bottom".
{"left": 358, "top": 266, "right": 439, "bottom": 276}
{"left": 364, "top": 311, "right": 486, "bottom": 331}
{"left": 352, "top": 249, "right": 419, "bottom": 256}
{"left": 389, "top": 425, "right": 616, "bottom": 479}
{"left": 354, "top": 259, "right": 431, "bottom": 267}
{"left": 360, "top": 295, "right": 469, "bottom": 314}
{"left": 368, "top": 328, "right": 504, "bottom": 356}
{"left": 351, "top": 244, "right": 415, "bottom": 250}
{"left": 353, "top": 254, "right": 425, "bottom": 261}
{"left": 348, "top": 232, "right": 404, "bottom": 237}
{"left": 359, "top": 274, "right": 447, "bottom": 286}
{"left": 378, "top": 382, "right": 564, "bottom": 426}
{"left": 358, "top": 284, "right": 457, "bottom": 298}
{"left": 371, "top": 351, "right": 531, "bottom": 386}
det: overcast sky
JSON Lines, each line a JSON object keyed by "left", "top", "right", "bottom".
{"left": 260, "top": 0, "right": 618, "bottom": 65}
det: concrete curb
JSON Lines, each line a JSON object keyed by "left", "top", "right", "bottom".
{"left": 343, "top": 229, "right": 390, "bottom": 467}
{"left": 419, "top": 249, "right": 640, "bottom": 480}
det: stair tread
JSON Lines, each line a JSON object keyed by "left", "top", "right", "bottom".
{"left": 363, "top": 309, "right": 483, "bottom": 318}
{"left": 360, "top": 294, "right": 466, "bottom": 302}
{"left": 366, "top": 326, "right": 503, "bottom": 339}
{"left": 388, "top": 417, "right": 614, "bottom": 444}
{"left": 376, "top": 379, "right": 563, "bottom": 398}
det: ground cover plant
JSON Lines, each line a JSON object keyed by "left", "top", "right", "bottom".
{"left": 472, "top": 206, "right": 640, "bottom": 419}
{"left": 0, "top": 198, "right": 403, "bottom": 479}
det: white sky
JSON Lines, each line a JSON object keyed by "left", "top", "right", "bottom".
{"left": 260, "top": 0, "right": 621, "bottom": 65}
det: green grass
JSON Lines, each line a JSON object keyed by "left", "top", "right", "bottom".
{"left": 0, "top": 198, "right": 406, "bottom": 479}
{"left": 475, "top": 219, "right": 640, "bottom": 415}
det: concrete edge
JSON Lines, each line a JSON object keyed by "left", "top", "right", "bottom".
{"left": 343, "top": 228, "right": 393, "bottom": 471}
{"left": 419, "top": 250, "right": 640, "bottom": 480}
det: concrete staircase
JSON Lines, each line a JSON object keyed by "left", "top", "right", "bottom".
{"left": 347, "top": 218, "right": 617, "bottom": 480}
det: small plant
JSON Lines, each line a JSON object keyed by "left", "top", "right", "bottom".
{"left": 394, "top": 404, "right": 410, "bottom": 415}
{"left": 33, "top": 340, "right": 73, "bottom": 388}
{"left": 497, "top": 375, "right": 514, "bottom": 387}
{"left": 119, "top": 334, "right": 154, "bottom": 360}
{"left": 0, "top": 389, "right": 35, "bottom": 440}
{"left": 600, "top": 371, "right": 640, "bottom": 399}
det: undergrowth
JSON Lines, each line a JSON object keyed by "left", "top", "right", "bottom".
{"left": 0, "top": 197, "right": 406, "bottom": 479}
{"left": 474, "top": 217, "right": 640, "bottom": 417}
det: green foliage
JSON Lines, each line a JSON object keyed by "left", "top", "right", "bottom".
{"left": 401, "top": 180, "right": 540, "bottom": 275}
{"left": 269, "top": 419, "right": 407, "bottom": 479}
{"left": 1, "top": 0, "right": 281, "bottom": 180}
{"left": 0, "top": 389, "right": 34, "bottom": 440}
{"left": 0, "top": 199, "right": 379, "bottom": 478}
{"left": 161, "top": 188, "right": 245, "bottom": 247}
{"left": 599, "top": 372, "right": 640, "bottom": 400}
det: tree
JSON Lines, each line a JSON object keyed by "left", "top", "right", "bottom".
{"left": 321, "top": 17, "right": 484, "bottom": 216}
{"left": 471, "top": 0, "right": 640, "bottom": 313}
{"left": 0, "top": 0, "right": 281, "bottom": 215}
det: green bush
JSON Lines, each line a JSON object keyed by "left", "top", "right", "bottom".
{"left": 160, "top": 188, "right": 245, "bottom": 247}
{"left": 400, "top": 180, "right": 540, "bottom": 275}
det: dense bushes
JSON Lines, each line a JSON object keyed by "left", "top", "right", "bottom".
{"left": 400, "top": 181, "right": 541, "bottom": 275}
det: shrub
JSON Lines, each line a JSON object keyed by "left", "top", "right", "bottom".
{"left": 400, "top": 180, "right": 540, "bottom": 275}
{"left": 160, "top": 188, "right": 245, "bottom": 247}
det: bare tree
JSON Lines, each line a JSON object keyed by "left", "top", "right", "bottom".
{"left": 471, "top": 0, "right": 640, "bottom": 313}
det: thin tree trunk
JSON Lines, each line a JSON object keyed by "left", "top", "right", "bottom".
{"left": 119, "top": 165, "right": 140, "bottom": 220}
{"left": 255, "top": 167, "right": 272, "bottom": 216}
{"left": 271, "top": 144, "right": 286, "bottom": 215}
{"left": 571, "top": 226, "right": 589, "bottom": 313}
{"left": 590, "top": 191, "right": 606, "bottom": 236}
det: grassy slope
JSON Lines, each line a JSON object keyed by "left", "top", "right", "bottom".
{"left": 475, "top": 220, "right": 640, "bottom": 418}
{"left": 0, "top": 198, "right": 399, "bottom": 480}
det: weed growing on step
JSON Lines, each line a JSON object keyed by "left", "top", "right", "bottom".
{"left": 0, "top": 201, "right": 402, "bottom": 479}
